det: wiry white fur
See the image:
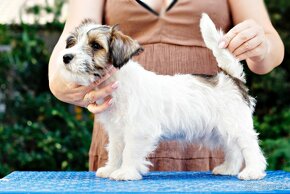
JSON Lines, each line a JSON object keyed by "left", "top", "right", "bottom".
{"left": 97, "top": 60, "right": 266, "bottom": 180}
{"left": 60, "top": 14, "right": 267, "bottom": 181}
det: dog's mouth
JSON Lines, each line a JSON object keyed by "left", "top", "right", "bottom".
{"left": 92, "top": 64, "right": 117, "bottom": 84}
{"left": 93, "top": 64, "right": 114, "bottom": 77}
{"left": 64, "top": 60, "right": 116, "bottom": 77}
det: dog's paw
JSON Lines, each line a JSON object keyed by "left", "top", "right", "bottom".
{"left": 110, "top": 167, "right": 142, "bottom": 181}
{"left": 238, "top": 169, "right": 266, "bottom": 180}
{"left": 213, "top": 164, "right": 239, "bottom": 176}
{"left": 96, "top": 166, "right": 117, "bottom": 178}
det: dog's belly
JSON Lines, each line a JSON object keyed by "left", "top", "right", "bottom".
{"left": 159, "top": 125, "right": 222, "bottom": 149}
{"left": 160, "top": 131, "right": 187, "bottom": 141}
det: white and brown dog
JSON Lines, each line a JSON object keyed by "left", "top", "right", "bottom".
{"left": 58, "top": 14, "right": 266, "bottom": 181}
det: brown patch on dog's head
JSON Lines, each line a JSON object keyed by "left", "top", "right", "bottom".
{"left": 86, "top": 26, "right": 112, "bottom": 74}
{"left": 109, "top": 25, "right": 144, "bottom": 68}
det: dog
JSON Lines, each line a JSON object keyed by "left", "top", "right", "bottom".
{"left": 58, "top": 13, "right": 267, "bottom": 181}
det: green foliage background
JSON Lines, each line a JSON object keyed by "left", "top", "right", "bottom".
{"left": 0, "top": 1, "right": 289, "bottom": 177}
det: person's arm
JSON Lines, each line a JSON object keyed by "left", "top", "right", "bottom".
{"left": 49, "top": 0, "right": 105, "bottom": 83}
{"left": 220, "top": 0, "right": 284, "bottom": 74}
{"left": 49, "top": 0, "right": 116, "bottom": 113}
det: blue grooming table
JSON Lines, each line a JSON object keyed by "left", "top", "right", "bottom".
{"left": 0, "top": 171, "right": 289, "bottom": 193}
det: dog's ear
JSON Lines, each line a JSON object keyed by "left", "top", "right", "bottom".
{"left": 109, "top": 25, "right": 144, "bottom": 68}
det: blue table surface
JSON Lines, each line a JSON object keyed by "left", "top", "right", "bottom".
{"left": 0, "top": 171, "right": 289, "bottom": 193}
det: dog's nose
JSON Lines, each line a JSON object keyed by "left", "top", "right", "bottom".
{"left": 63, "top": 54, "right": 74, "bottom": 64}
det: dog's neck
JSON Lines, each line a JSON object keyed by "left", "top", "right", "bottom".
{"left": 99, "top": 59, "right": 148, "bottom": 87}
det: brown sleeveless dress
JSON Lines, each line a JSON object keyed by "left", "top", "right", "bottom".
{"left": 89, "top": 0, "right": 233, "bottom": 171}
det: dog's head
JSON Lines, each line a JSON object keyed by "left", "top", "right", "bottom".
{"left": 58, "top": 20, "right": 143, "bottom": 85}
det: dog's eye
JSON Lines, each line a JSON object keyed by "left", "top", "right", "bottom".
{"left": 66, "top": 36, "right": 76, "bottom": 48}
{"left": 91, "top": 42, "right": 103, "bottom": 51}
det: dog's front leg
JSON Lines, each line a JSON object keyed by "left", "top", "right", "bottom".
{"left": 109, "top": 130, "right": 159, "bottom": 181}
{"left": 96, "top": 132, "right": 124, "bottom": 178}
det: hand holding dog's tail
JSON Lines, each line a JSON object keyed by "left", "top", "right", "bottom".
{"left": 200, "top": 13, "right": 246, "bottom": 83}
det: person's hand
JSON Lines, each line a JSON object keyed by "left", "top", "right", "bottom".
{"left": 84, "top": 80, "right": 119, "bottom": 114}
{"left": 49, "top": 66, "right": 117, "bottom": 114}
{"left": 219, "top": 19, "right": 269, "bottom": 63}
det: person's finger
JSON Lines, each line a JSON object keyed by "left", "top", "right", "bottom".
{"left": 87, "top": 98, "right": 113, "bottom": 114}
{"left": 219, "top": 20, "right": 255, "bottom": 49}
{"left": 83, "top": 81, "right": 119, "bottom": 105}
{"left": 233, "top": 34, "right": 263, "bottom": 57}
{"left": 227, "top": 27, "right": 258, "bottom": 53}
{"left": 236, "top": 43, "right": 265, "bottom": 61}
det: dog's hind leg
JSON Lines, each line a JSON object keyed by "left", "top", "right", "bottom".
{"left": 213, "top": 114, "right": 266, "bottom": 180}
{"left": 236, "top": 133, "right": 267, "bottom": 180}
{"left": 213, "top": 142, "right": 243, "bottom": 176}
{"left": 96, "top": 131, "right": 124, "bottom": 178}
{"left": 109, "top": 127, "right": 160, "bottom": 181}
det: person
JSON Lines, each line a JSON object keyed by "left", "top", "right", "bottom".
{"left": 48, "top": 0, "right": 284, "bottom": 171}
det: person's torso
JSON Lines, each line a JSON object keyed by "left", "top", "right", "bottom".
{"left": 104, "top": 0, "right": 232, "bottom": 46}
{"left": 103, "top": 0, "right": 233, "bottom": 75}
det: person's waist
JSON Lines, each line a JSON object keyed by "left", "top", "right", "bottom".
{"left": 138, "top": 39, "right": 206, "bottom": 47}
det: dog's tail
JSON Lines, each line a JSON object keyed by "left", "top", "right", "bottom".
{"left": 200, "top": 13, "right": 245, "bottom": 83}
